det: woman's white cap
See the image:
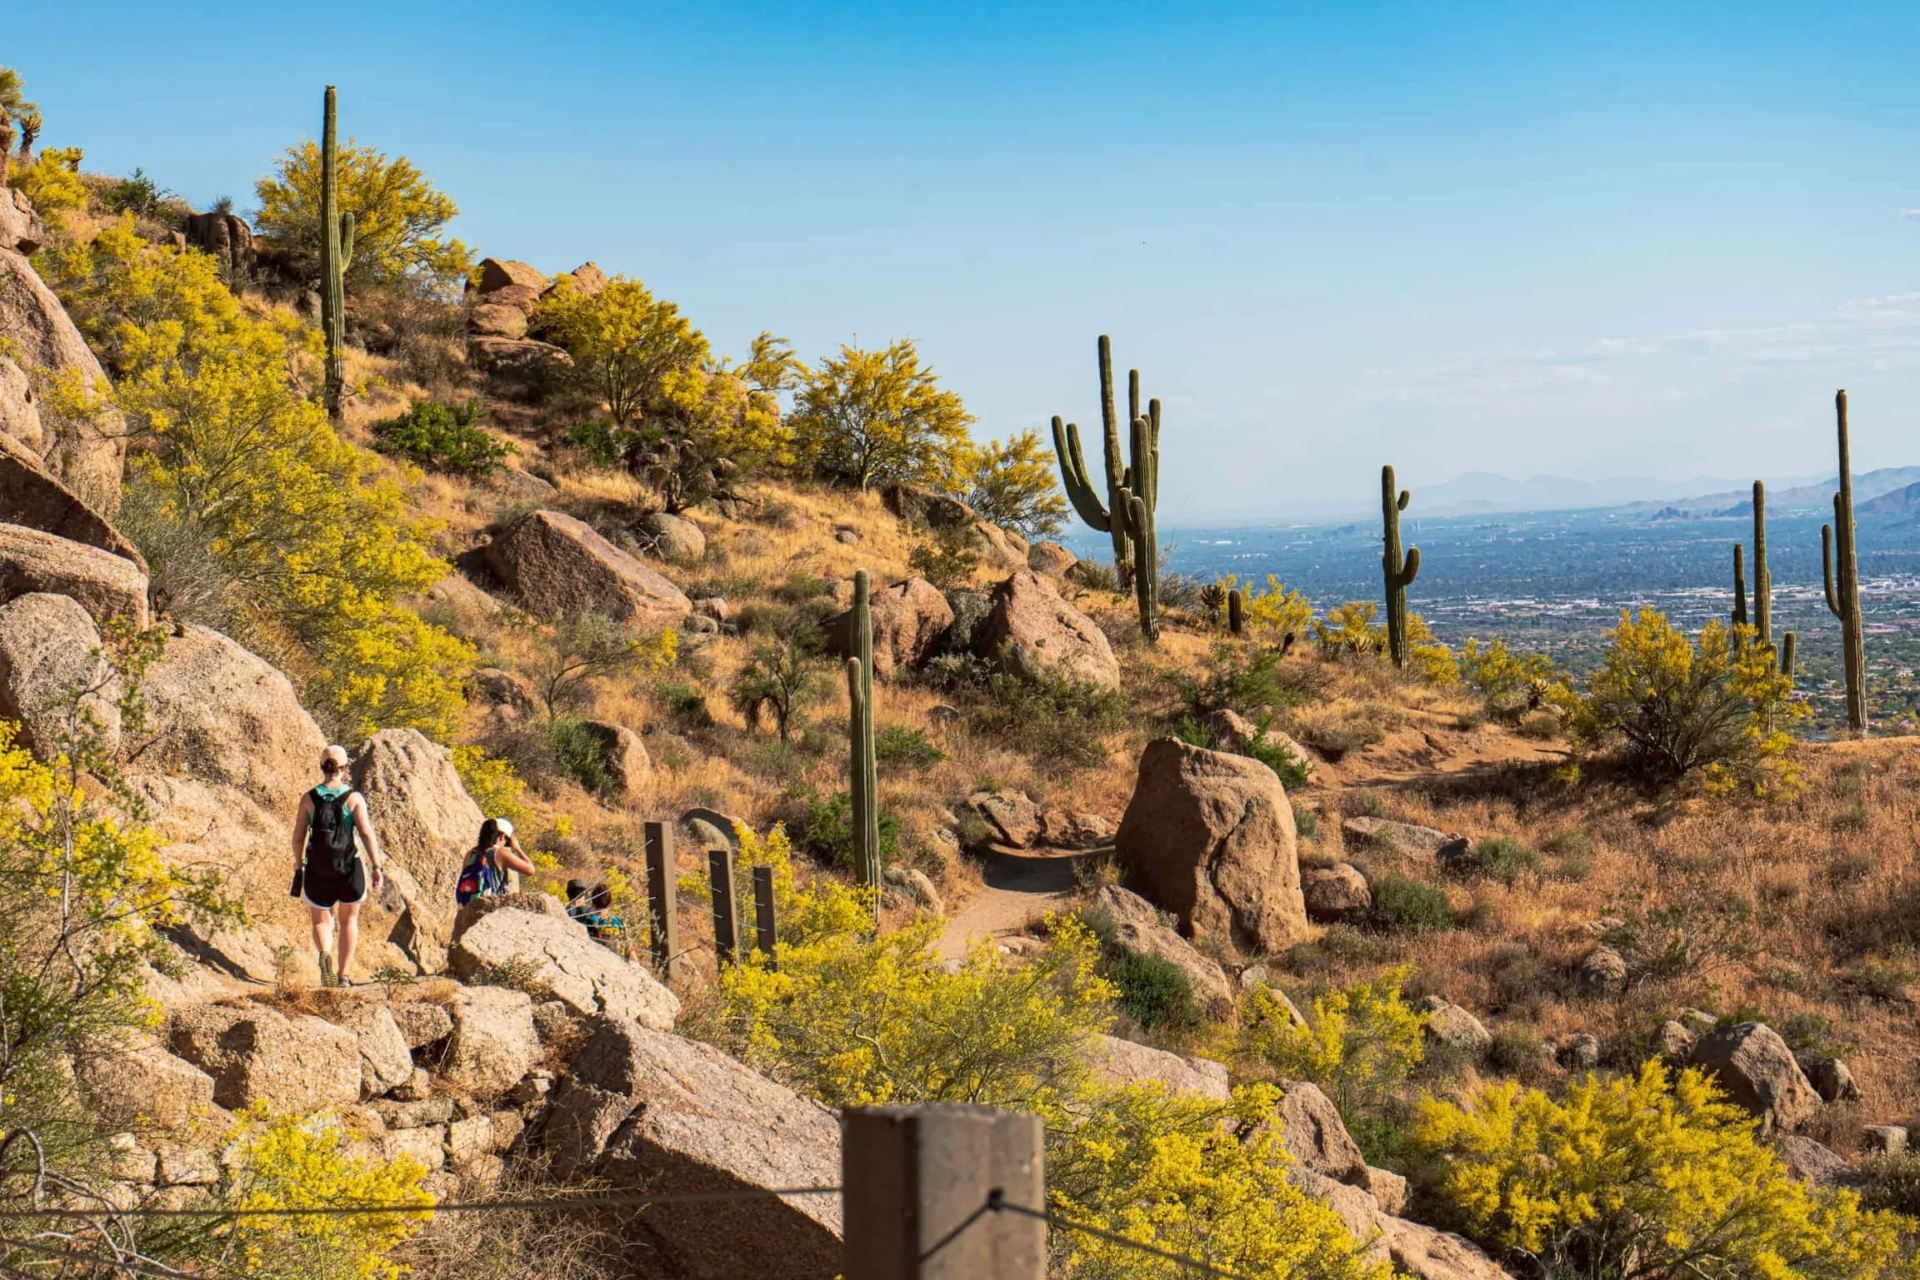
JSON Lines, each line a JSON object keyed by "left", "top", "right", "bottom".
{"left": 321, "top": 744, "right": 351, "bottom": 770}
{"left": 495, "top": 818, "right": 515, "bottom": 836}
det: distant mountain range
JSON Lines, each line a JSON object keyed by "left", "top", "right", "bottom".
{"left": 1416, "top": 468, "right": 1920, "bottom": 519}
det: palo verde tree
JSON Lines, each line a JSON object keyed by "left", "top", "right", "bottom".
{"left": 965, "top": 427, "right": 1069, "bottom": 541}
{"left": 790, "top": 339, "right": 975, "bottom": 493}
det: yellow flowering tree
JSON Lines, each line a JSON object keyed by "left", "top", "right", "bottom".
{"left": 254, "top": 138, "right": 470, "bottom": 293}
{"left": 965, "top": 428, "right": 1069, "bottom": 540}
{"left": 10, "top": 144, "right": 86, "bottom": 216}
{"left": 1238, "top": 969, "right": 1428, "bottom": 1124}
{"left": 43, "top": 220, "right": 472, "bottom": 739}
{"left": 533, "top": 275, "right": 708, "bottom": 428}
{"left": 1571, "top": 609, "right": 1806, "bottom": 796}
{"left": 1413, "top": 1061, "right": 1912, "bottom": 1280}
{"left": 1215, "top": 573, "right": 1315, "bottom": 640}
{"left": 1050, "top": 1083, "right": 1392, "bottom": 1280}
{"left": 1459, "top": 637, "right": 1576, "bottom": 719}
{"left": 790, "top": 338, "right": 976, "bottom": 493}
{"left": 221, "top": 1107, "right": 434, "bottom": 1280}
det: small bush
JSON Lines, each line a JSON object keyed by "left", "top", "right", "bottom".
{"left": 1238, "top": 969, "right": 1427, "bottom": 1130}
{"left": 658, "top": 679, "right": 713, "bottom": 725}
{"left": 1175, "top": 643, "right": 1298, "bottom": 720}
{"left": 1106, "top": 950, "right": 1199, "bottom": 1030}
{"left": 1369, "top": 874, "right": 1453, "bottom": 932}
{"left": 547, "top": 718, "right": 612, "bottom": 794}
{"left": 1464, "top": 836, "right": 1541, "bottom": 886}
{"left": 1292, "top": 804, "right": 1320, "bottom": 840}
{"left": 797, "top": 789, "right": 902, "bottom": 870}
{"left": 1486, "top": 1027, "right": 1556, "bottom": 1083}
{"left": 373, "top": 398, "right": 515, "bottom": 475}
{"left": 968, "top": 671, "right": 1128, "bottom": 773}
{"left": 561, "top": 417, "right": 627, "bottom": 468}
{"left": 906, "top": 524, "right": 981, "bottom": 591}
{"left": 1245, "top": 720, "right": 1314, "bottom": 790}
{"left": 102, "top": 166, "right": 176, "bottom": 217}
{"left": 875, "top": 725, "right": 944, "bottom": 771}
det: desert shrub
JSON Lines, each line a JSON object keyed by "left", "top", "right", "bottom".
{"left": 1459, "top": 637, "right": 1575, "bottom": 718}
{"left": 974, "top": 670, "right": 1128, "bottom": 772}
{"left": 1596, "top": 879, "right": 1758, "bottom": 986}
{"left": 44, "top": 221, "right": 472, "bottom": 739}
{"left": 100, "top": 166, "right": 175, "bottom": 218}
{"left": 220, "top": 1106, "right": 434, "bottom": 1280}
{"left": 729, "top": 631, "right": 826, "bottom": 742}
{"left": 964, "top": 427, "right": 1067, "bottom": 540}
{"left": 1293, "top": 804, "right": 1321, "bottom": 840}
{"left": 1368, "top": 874, "right": 1453, "bottom": 931}
{"left": 546, "top": 718, "right": 613, "bottom": 794}
{"left": 790, "top": 338, "right": 975, "bottom": 492}
{"left": 1175, "top": 642, "right": 1297, "bottom": 719}
{"left": 1571, "top": 609, "right": 1807, "bottom": 796}
{"left": 1244, "top": 719, "right": 1315, "bottom": 789}
{"left": 1106, "top": 950, "right": 1199, "bottom": 1031}
{"left": 1311, "top": 601, "right": 1387, "bottom": 658}
{"left": 1459, "top": 835, "right": 1541, "bottom": 886}
{"left": 11, "top": 145, "right": 86, "bottom": 215}
{"left": 1212, "top": 573, "right": 1313, "bottom": 639}
{"left": 1413, "top": 1061, "right": 1909, "bottom": 1280}
{"left": 1485, "top": 1027, "right": 1557, "bottom": 1085}
{"left": 874, "top": 724, "right": 944, "bottom": 771}
{"left": 372, "top": 397, "right": 515, "bottom": 475}
{"left": 1238, "top": 970, "right": 1428, "bottom": 1127}
{"left": 1048, "top": 1083, "right": 1390, "bottom": 1280}
{"left": 906, "top": 523, "right": 981, "bottom": 590}
{"left": 255, "top": 135, "right": 470, "bottom": 293}
{"left": 560, "top": 417, "right": 626, "bottom": 469}
{"left": 526, "top": 612, "right": 676, "bottom": 720}
{"left": 797, "top": 789, "right": 903, "bottom": 871}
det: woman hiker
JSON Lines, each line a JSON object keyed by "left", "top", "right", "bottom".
{"left": 456, "top": 817, "right": 537, "bottom": 904}
{"left": 289, "top": 744, "right": 386, "bottom": 987}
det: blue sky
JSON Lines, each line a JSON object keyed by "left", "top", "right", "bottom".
{"left": 15, "top": 0, "right": 1920, "bottom": 520}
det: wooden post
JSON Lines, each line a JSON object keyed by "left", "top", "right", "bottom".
{"left": 752, "top": 864, "right": 777, "bottom": 968}
{"left": 643, "top": 821, "right": 680, "bottom": 979}
{"left": 708, "top": 847, "right": 739, "bottom": 966}
{"left": 843, "top": 1105, "right": 1045, "bottom": 1280}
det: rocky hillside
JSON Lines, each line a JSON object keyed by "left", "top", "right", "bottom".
{"left": 2, "top": 121, "right": 1917, "bottom": 1280}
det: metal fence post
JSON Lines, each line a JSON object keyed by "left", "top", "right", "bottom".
{"left": 708, "top": 846, "right": 739, "bottom": 965}
{"left": 752, "top": 864, "right": 778, "bottom": 967}
{"left": 842, "top": 1105, "right": 1044, "bottom": 1280}
{"left": 643, "top": 821, "right": 681, "bottom": 980}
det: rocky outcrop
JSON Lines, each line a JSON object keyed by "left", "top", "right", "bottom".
{"left": 0, "top": 358, "right": 40, "bottom": 456}
{"left": 576, "top": 719, "right": 650, "bottom": 799}
{"left": 469, "top": 302, "right": 528, "bottom": 339}
{"left": 181, "top": 210, "right": 254, "bottom": 281}
{"left": 545, "top": 262, "right": 608, "bottom": 298}
{"left": 449, "top": 904, "right": 679, "bottom": 1028}
{"left": 0, "top": 246, "right": 125, "bottom": 505}
{"left": 1689, "top": 1022, "right": 1821, "bottom": 1133}
{"left": 1302, "top": 863, "right": 1372, "bottom": 922}
{"left": 1342, "top": 816, "right": 1456, "bottom": 856}
{"left": 439, "top": 986, "right": 540, "bottom": 1099}
{"left": 1386, "top": 1219, "right": 1515, "bottom": 1280}
{"left": 970, "top": 790, "right": 1041, "bottom": 847}
{"left": 476, "top": 258, "right": 550, "bottom": 295}
{"left": 326, "top": 999, "right": 416, "bottom": 1099}
{"left": 1027, "top": 540, "right": 1078, "bottom": 577}
{"left": 484, "top": 509, "right": 691, "bottom": 628}
{"left": 168, "top": 1004, "right": 362, "bottom": 1111}
{"left": 1275, "top": 1081, "right": 1368, "bottom": 1185}
{"left": 353, "top": 729, "right": 486, "bottom": 961}
{"left": 975, "top": 569, "right": 1120, "bottom": 691}
{"left": 136, "top": 624, "right": 328, "bottom": 810}
{"left": 1114, "top": 738, "right": 1308, "bottom": 954}
{"left": 0, "top": 188, "right": 46, "bottom": 255}
{"left": 1575, "top": 945, "right": 1629, "bottom": 996}
{"left": 0, "top": 429, "right": 142, "bottom": 565}
{"left": 1775, "top": 1135, "right": 1855, "bottom": 1188}
{"left": 0, "top": 592, "right": 120, "bottom": 758}
{"left": 1089, "top": 886, "right": 1236, "bottom": 1017}
{"left": 0, "top": 522, "right": 148, "bottom": 627}
{"left": 1086, "top": 1034, "right": 1230, "bottom": 1099}
{"left": 1797, "top": 1054, "right": 1860, "bottom": 1103}
{"left": 546, "top": 1020, "right": 842, "bottom": 1279}
{"left": 468, "top": 337, "right": 573, "bottom": 399}
{"left": 79, "top": 1041, "right": 218, "bottom": 1130}
{"left": 824, "top": 577, "right": 954, "bottom": 680}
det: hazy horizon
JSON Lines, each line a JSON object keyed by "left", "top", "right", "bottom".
{"left": 20, "top": 0, "right": 1920, "bottom": 522}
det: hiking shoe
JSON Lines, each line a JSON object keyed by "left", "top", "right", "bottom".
{"left": 317, "top": 952, "right": 336, "bottom": 988}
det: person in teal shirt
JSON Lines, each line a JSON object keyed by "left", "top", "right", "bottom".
{"left": 288, "top": 745, "right": 387, "bottom": 987}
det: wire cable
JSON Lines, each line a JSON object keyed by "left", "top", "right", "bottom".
{"left": 989, "top": 1191, "right": 1258, "bottom": 1280}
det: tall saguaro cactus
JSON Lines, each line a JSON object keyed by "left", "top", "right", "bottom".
{"left": 319, "top": 85, "right": 356, "bottom": 423}
{"left": 1731, "top": 544, "right": 1748, "bottom": 629}
{"left": 1743, "top": 480, "right": 1796, "bottom": 677}
{"left": 1052, "top": 335, "right": 1161, "bottom": 592}
{"left": 1380, "top": 465, "right": 1421, "bottom": 668}
{"left": 1821, "top": 391, "right": 1868, "bottom": 731}
{"left": 846, "top": 570, "right": 881, "bottom": 907}
{"left": 1114, "top": 401, "right": 1161, "bottom": 642}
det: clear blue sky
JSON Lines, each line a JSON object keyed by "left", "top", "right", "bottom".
{"left": 15, "top": 1, "right": 1920, "bottom": 520}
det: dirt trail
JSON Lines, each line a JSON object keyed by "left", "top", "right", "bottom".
{"left": 937, "top": 846, "right": 1089, "bottom": 960}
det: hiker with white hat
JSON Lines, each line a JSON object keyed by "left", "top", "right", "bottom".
{"left": 288, "top": 744, "right": 386, "bottom": 987}
{"left": 455, "top": 816, "right": 536, "bottom": 904}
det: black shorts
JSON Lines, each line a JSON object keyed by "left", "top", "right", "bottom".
{"left": 303, "top": 857, "right": 368, "bottom": 910}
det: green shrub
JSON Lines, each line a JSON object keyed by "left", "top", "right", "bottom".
{"left": 970, "top": 672, "right": 1129, "bottom": 773}
{"left": 547, "top": 718, "right": 612, "bottom": 794}
{"left": 1174, "top": 643, "right": 1298, "bottom": 719}
{"left": 1369, "top": 874, "right": 1453, "bottom": 932}
{"left": 373, "top": 398, "right": 515, "bottom": 475}
{"left": 906, "top": 525, "right": 980, "bottom": 591}
{"left": 875, "top": 725, "right": 944, "bottom": 771}
{"left": 1173, "top": 716, "right": 1217, "bottom": 749}
{"left": 1465, "top": 836, "right": 1542, "bottom": 886}
{"left": 659, "top": 680, "right": 713, "bottom": 725}
{"left": 102, "top": 166, "right": 174, "bottom": 217}
{"left": 1245, "top": 719, "right": 1314, "bottom": 790}
{"left": 561, "top": 417, "right": 627, "bottom": 468}
{"left": 798, "top": 789, "right": 902, "bottom": 870}
{"left": 1106, "top": 950, "right": 1198, "bottom": 1030}
{"left": 1292, "top": 804, "right": 1321, "bottom": 840}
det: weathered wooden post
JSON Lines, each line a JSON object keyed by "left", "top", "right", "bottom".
{"left": 642, "top": 821, "right": 680, "bottom": 978}
{"left": 709, "top": 847, "right": 739, "bottom": 965}
{"left": 842, "top": 1105, "right": 1045, "bottom": 1280}
{"left": 752, "top": 864, "right": 777, "bottom": 967}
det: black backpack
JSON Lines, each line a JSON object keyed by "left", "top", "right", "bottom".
{"left": 308, "top": 787, "right": 359, "bottom": 873}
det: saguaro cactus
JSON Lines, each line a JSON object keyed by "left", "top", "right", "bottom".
{"left": 1747, "top": 480, "right": 1795, "bottom": 677}
{"left": 846, "top": 570, "right": 881, "bottom": 903}
{"left": 1731, "top": 544, "right": 1748, "bottom": 629}
{"left": 1051, "top": 335, "right": 1160, "bottom": 589}
{"left": 319, "top": 85, "right": 356, "bottom": 423}
{"left": 1380, "top": 465, "right": 1421, "bottom": 668}
{"left": 1821, "top": 391, "right": 1868, "bottom": 731}
{"left": 1228, "top": 588, "right": 1245, "bottom": 637}
{"left": 1112, "top": 402, "right": 1161, "bottom": 642}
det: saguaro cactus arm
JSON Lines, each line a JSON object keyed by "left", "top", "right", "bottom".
{"left": 1050, "top": 416, "right": 1112, "bottom": 532}
{"left": 1821, "top": 511, "right": 1842, "bottom": 618}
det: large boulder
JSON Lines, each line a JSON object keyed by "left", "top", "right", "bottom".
{"left": 1418, "top": 996, "right": 1494, "bottom": 1057}
{"left": 1775, "top": 1135, "right": 1856, "bottom": 1188}
{"left": 975, "top": 569, "right": 1120, "bottom": 691}
{"left": 468, "top": 302, "right": 528, "bottom": 339}
{"left": 1089, "top": 886, "right": 1236, "bottom": 1017}
{"left": 1114, "top": 738, "right": 1308, "bottom": 954}
{"left": 0, "top": 357, "right": 41, "bottom": 456}
{"left": 1027, "top": 540, "right": 1078, "bottom": 578}
{"left": 181, "top": 210, "right": 254, "bottom": 281}
{"left": 484, "top": 509, "right": 691, "bottom": 629}
{"left": 0, "top": 432, "right": 143, "bottom": 564}
{"left": 1688, "top": 1022, "right": 1821, "bottom": 1134}
{"left": 1086, "top": 1034, "right": 1230, "bottom": 1099}
{"left": 476, "top": 258, "right": 550, "bottom": 295}
{"left": 969, "top": 790, "right": 1041, "bottom": 848}
{"left": 352, "top": 729, "right": 486, "bottom": 936}
{"left": 1302, "top": 864, "right": 1372, "bottom": 923}
{"left": 575, "top": 719, "right": 651, "bottom": 799}
{"left": 1384, "top": 1219, "right": 1516, "bottom": 1280}
{"left": 0, "top": 523, "right": 148, "bottom": 627}
{"left": 823, "top": 577, "right": 954, "bottom": 680}
{"left": 438, "top": 986, "right": 540, "bottom": 1099}
{"left": 137, "top": 624, "right": 327, "bottom": 810}
{"left": 0, "top": 592, "right": 120, "bottom": 758}
{"left": 478, "top": 283, "right": 544, "bottom": 316}
{"left": 545, "top": 262, "right": 608, "bottom": 297}
{"left": 449, "top": 905, "right": 680, "bottom": 1029}
{"left": 468, "top": 337, "right": 573, "bottom": 399}
{"left": 0, "top": 247, "right": 124, "bottom": 506}
{"left": 640, "top": 511, "right": 706, "bottom": 565}
{"left": 167, "top": 1003, "right": 361, "bottom": 1112}
{"left": 881, "top": 481, "right": 1027, "bottom": 568}
{"left": 1342, "top": 816, "right": 1456, "bottom": 856}
{"left": 546, "top": 1020, "right": 841, "bottom": 1279}
{"left": 79, "top": 1041, "right": 218, "bottom": 1130}
{"left": 0, "top": 188, "right": 46, "bottom": 255}
{"left": 325, "top": 999, "right": 416, "bottom": 1099}
{"left": 1275, "top": 1080, "right": 1368, "bottom": 1186}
